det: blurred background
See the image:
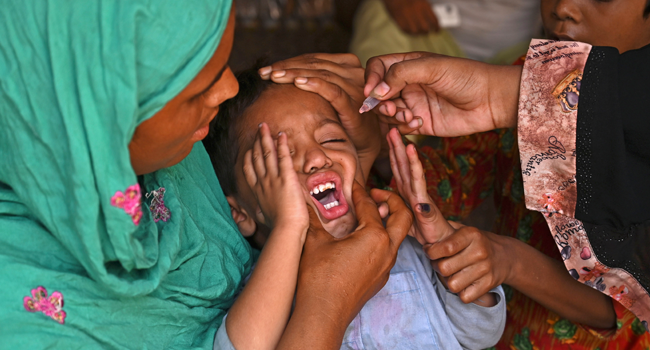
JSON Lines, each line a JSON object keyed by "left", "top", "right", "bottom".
{"left": 229, "top": 0, "right": 358, "bottom": 72}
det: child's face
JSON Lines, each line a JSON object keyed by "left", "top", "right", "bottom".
{"left": 234, "top": 85, "right": 362, "bottom": 238}
{"left": 542, "top": 0, "right": 650, "bottom": 53}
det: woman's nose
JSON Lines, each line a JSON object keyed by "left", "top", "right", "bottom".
{"left": 302, "top": 148, "right": 333, "bottom": 174}
{"left": 553, "top": 0, "right": 582, "bottom": 22}
{"left": 203, "top": 68, "right": 239, "bottom": 108}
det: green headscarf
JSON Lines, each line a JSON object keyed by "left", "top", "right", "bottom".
{"left": 0, "top": 1, "right": 253, "bottom": 348}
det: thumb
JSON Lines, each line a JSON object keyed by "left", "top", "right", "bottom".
{"left": 351, "top": 181, "right": 383, "bottom": 230}
{"left": 370, "top": 188, "right": 412, "bottom": 246}
{"left": 413, "top": 202, "right": 456, "bottom": 243}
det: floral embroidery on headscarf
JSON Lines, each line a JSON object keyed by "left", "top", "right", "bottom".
{"left": 111, "top": 184, "right": 143, "bottom": 225}
{"left": 23, "top": 286, "right": 66, "bottom": 324}
{"left": 146, "top": 187, "right": 171, "bottom": 223}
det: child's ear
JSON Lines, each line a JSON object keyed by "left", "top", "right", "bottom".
{"left": 226, "top": 196, "right": 257, "bottom": 237}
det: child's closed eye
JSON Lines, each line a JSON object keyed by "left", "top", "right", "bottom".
{"left": 322, "top": 138, "right": 347, "bottom": 144}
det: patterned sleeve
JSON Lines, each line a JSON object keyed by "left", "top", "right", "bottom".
{"left": 517, "top": 39, "right": 650, "bottom": 333}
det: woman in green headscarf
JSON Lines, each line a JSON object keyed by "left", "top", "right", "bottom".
{"left": 0, "top": 1, "right": 411, "bottom": 348}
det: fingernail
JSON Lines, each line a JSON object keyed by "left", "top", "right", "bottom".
{"left": 295, "top": 77, "right": 308, "bottom": 84}
{"left": 258, "top": 66, "right": 272, "bottom": 76}
{"left": 278, "top": 131, "right": 283, "bottom": 136}
{"left": 272, "top": 70, "right": 286, "bottom": 78}
{"left": 416, "top": 203, "right": 431, "bottom": 213}
{"left": 408, "top": 118, "right": 422, "bottom": 128}
{"left": 371, "top": 82, "right": 390, "bottom": 97}
{"left": 258, "top": 123, "right": 263, "bottom": 128}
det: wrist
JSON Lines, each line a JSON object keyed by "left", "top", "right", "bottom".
{"left": 499, "top": 234, "right": 548, "bottom": 291}
{"left": 493, "top": 234, "right": 522, "bottom": 287}
{"left": 271, "top": 222, "right": 308, "bottom": 244}
{"left": 489, "top": 65, "right": 522, "bottom": 129}
{"left": 279, "top": 302, "right": 347, "bottom": 349}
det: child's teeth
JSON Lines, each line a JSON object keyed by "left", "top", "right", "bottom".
{"left": 310, "top": 182, "right": 337, "bottom": 195}
{"left": 324, "top": 200, "right": 340, "bottom": 210}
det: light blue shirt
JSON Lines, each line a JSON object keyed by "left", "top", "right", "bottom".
{"left": 215, "top": 236, "right": 506, "bottom": 350}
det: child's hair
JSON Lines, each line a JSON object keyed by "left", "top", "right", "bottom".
{"left": 646, "top": 0, "right": 650, "bottom": 18}
{"left": 203, "top": 58, "right": 273, "bottom": 196}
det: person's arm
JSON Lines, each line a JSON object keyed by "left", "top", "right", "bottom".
{"left": 277, "top": 183, "right": 413, "bottom": 349}
{"left": 382, "top": 0, "right": 439, "bottom": 35}
{"left": 259, "top": 53, "right": 381, "bottom": 182}
{"left": 385, "top": 131, "right": 507, "bottom": 347}
{"left": 380, "top": 90, "right": 616, "bottom": 328}
{"left": 385, "top": 127, "right": 499, "bottom": 309}
{"left": 424, "top": 223, "right": 616, "bottom": 329}
{"left": 225, "top": 124, "right": 309, "bottom": 350}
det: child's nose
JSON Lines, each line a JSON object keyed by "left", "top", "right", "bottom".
{"left": 553, "top": 0, "right": 581, "bottom": 22}
{"left": 203, "top": 68, "right": 239, "bottom": 108}
{"left": 302, "top": 148, "right": 333, "bottom": 174}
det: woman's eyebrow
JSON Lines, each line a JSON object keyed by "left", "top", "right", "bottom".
{"left": 200, "top": 65, "right": 228, "bottom": 94}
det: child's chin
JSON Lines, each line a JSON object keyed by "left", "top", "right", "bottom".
{"left": 323, "top": 214, "right": 357, "bottom": 238}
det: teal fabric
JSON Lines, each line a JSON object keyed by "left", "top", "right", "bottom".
{"left": 0, "top": 1, "right": 252, "bottom": 348}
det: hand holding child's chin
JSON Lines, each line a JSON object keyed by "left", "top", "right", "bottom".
{"left": 295, "top": 182, "right": 412, "bottom": 325}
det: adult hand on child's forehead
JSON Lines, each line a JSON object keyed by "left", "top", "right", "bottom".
{"left": 259, "top": 53, "right": 381, "bottom": 162}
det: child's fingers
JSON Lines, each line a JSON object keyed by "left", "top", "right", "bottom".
{"left": 276, "top": 132, "right": 294, "bottom": 177}
{"left": 377, "top": 201, "right": 390, "bottom": 219}
{"left": 388, "top": 129, "right": 414, "bottom": 194}
{"left": 242, "top": 149, "right": 258, "bottom": 188}
{"left": 376, "top": 100, "right": 397, "bottom": 118}
{"left": 251, "top": 128, "right": 267, "bottom": 179}
{"left": 387, "top": 131, "right": 403, "bottom": 188}
{"left": 259, "top": 123, "right": 279, "bottom": 179}
{"left": 394, "top": 107, "right": 414, "bottom": 124}
{"left": 406, "top": 144, "right": 429, "bottom": 203}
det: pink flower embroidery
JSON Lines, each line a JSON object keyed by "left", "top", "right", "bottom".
{"left": 145, "top": 187, "right": 171, "bottom": 223}
{"left": 23, "top": 286, "right": 66, "bottom": 324}
{"left": 111, "top": 184, "right": 143, "bottom": 225}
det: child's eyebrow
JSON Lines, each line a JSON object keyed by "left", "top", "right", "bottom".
{"left": 317, "top": 118, "right": 343, "bottom": 129}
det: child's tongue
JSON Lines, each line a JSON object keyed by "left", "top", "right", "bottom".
{"left": 310, "top": 183, "right": 348, "bottom": 221}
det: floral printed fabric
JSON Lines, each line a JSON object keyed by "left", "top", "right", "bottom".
{"left": 518, "top": 39, "right": 650, "bottom": 333}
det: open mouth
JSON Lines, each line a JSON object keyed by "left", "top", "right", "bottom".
{"left": 307, "top": 173, "right": 349, "bottom": 221}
